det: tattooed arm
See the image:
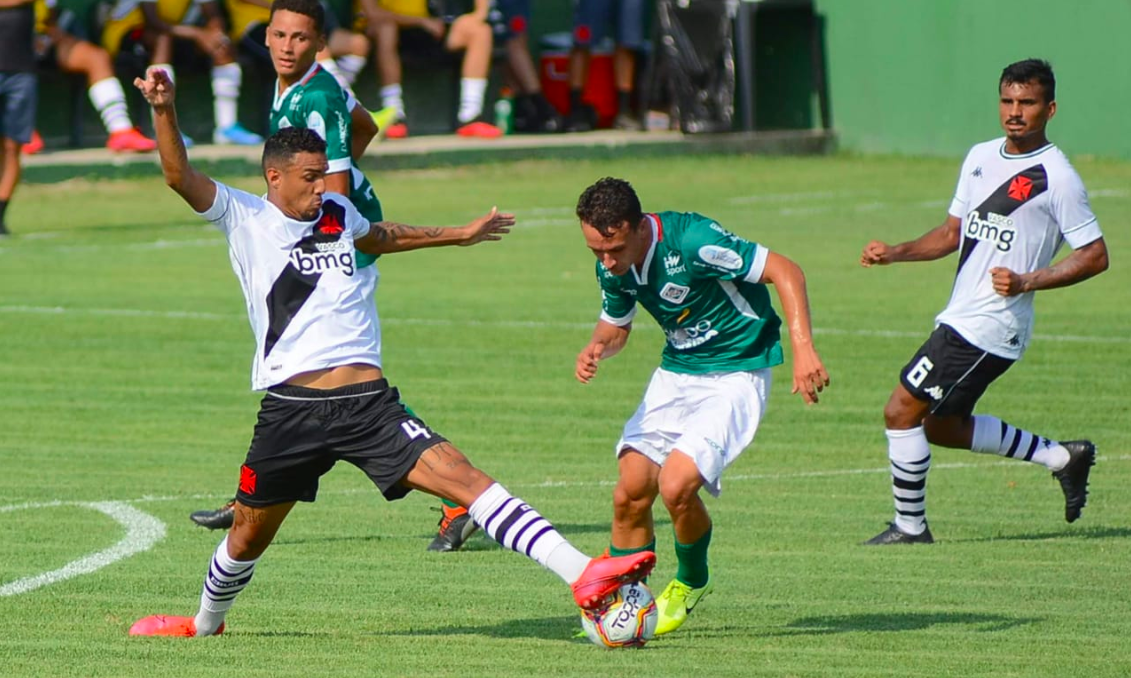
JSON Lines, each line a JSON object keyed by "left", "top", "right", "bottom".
{"left": 354, "top": 207, "right": 515, "bottom": 254}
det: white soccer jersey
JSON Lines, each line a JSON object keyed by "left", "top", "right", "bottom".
{"left": 935, "top": 138, "right": 1103, "bottom": 359}
{"left": 197, "top": 181, "right": 382, "bottom": 390}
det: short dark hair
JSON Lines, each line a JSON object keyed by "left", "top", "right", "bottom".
{"left": 270, "top": 0, "right": 324, "bottom": 34}
{"left": 1000, "top": 58, "right": 1056, "bottom": 103}
{"left": 262, "top": 127, "right": 326, "bottom": 173}
{"left": 576, "top": 177, "right": 644, "bottom": 236}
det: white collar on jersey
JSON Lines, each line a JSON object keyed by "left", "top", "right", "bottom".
{"left": 630, "top": 214, "right": 661, "bottom": 286}
{"left": 998, "top": 140, "right": 1055, "bottom": 160}
{"left": 272, "top": 62, "right": 321, "bottom": 112}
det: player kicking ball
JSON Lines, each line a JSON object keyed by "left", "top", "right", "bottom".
{"left": 128, "top": 68, "right": 654, "bottom": 637}
{"left": 573, "top": 178, "right": 830, "bottom": 635}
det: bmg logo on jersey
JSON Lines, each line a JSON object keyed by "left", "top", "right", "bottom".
{"left": 964, "top": 209, "right": 1016, "bottom": 252}
{"left": 290, "top": 241, "right": 355, "bottom": 276}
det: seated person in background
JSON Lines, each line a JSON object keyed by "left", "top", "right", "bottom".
{"left": 102, "top": 0, "right": 263, "bottom": 145}
{"left": 362, "top": 0, "right": 500, "bottom": 138}
{"left": 314, "top": 0, "right": 369, "bottom": 95}
{"left": 24, "top": 0, "right": 155, "bottom": 153}
{"left": 566, "top": 0, "right": 646, "bottom": 132}
{"left": 492, "top": 0, "right": 560, "bottom": 133}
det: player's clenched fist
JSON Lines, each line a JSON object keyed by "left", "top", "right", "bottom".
{"left": 575, "top": 342, "right": 605, "bottom": 383}
{"left": 860, "top": 240, "right": 894, "bottom": 267}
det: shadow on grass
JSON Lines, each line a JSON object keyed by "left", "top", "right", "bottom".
{"left": 370, "top": 615, "right": 601, "bottom": 644}
{"left": 775, "top": 612, "right": 1040, "bottom": 636}
{"left": 949, "top": 525, "right": 1131, "bottom": 543}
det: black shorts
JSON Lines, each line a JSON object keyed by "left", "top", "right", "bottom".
{"left": 899, "top": 324, "right": 1014, "bottom": 417}
{"left": 235, "top": 379, "right": 447, "bottom": 507}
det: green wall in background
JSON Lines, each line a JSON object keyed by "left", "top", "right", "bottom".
{"left": 816, "top": 0, "right": 1131, "bottom": 159}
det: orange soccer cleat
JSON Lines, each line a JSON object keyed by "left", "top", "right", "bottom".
{"left": 455, "top": 121, "right": 502, "bottom": 139}
{"left": 128, "top": 615, "right": 224, "bottom": 637}
{"left": 571, "top": 551, "right": 656, "bottom": 611}
{"left": 106, "top": 128, "right": 157, "bottom": 153}
{"left": 384, "top": 122, "right": 409, "bottom": 139}
{"left": 21, "top": 130, "right": 44, "bottom": 155}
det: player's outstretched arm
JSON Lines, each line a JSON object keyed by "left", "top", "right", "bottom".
{"left": 133, "top": 68, "right": 216, "bottom": 213}
{"left": 990, "top": 237, "right": 1109, "bottom": 296}
{"left": 575, "top": 321, "right": 631, "bottom": 384}
{"left": 761, "top": 252, "right": 829, "bottom": 404}
{"left": 354, "top": 207, "right": 514, "bottom": 254}
{"left": 861, "top": 215, "right": 962, "bottom": 267}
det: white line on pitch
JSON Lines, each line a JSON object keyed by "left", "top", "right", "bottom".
{"left": 0, "top": 502, "right": 165, "bottom": 597}
{"left": 0, "top": 304, "right": 1127, "bottom": 346}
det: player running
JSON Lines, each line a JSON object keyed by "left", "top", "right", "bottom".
{"left": 859, "top": 58, "right": 1108, "bottom": 545}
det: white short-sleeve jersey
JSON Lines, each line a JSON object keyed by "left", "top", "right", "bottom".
{"left": 197, "top": 181, "right": 382, "bottom": 390}
{"left": 935, "top": 138, "right": 1103, "bottom": 359}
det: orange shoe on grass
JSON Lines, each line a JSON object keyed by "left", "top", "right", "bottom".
{"left": 456, "top": 121, "right": 502, "bottom": 138}
{"left": 107, "top": 128, "right": 157, "bottom": 153}
{"left": 128, "top": 615, "right": 224, "bottom": 637}
{"left": 385, "top": 122, "right": 409, "bottom": 139}
{"left": 571, "top": 551, "right": 656, "bottom": 611}
{"left": 21, "top": 130, "right": 44, "bottom": 155}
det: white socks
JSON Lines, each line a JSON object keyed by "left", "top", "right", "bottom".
{"left": 887, "top": 427, "right": 931, "bottom": 536}
{"left": 211, "top": 63, "right": 242, "bottom": 131}
{"left": 467, "top": 483, "right": 589, "bottom": 584}
{"left": 380, "top": 84, "right": 405, "bottom": 120}
{"left": 457, "top": 77, "right": 487, "bottom": 124}
{"left": 88, "top": 78, "right": 132, "bottom": 134}
{"left": 194, "top": 535, "right": 258, "bottom": 636}
{"left": 971, "top": 414, "right": 1069, "bottom": 470}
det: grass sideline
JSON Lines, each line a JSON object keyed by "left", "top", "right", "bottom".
{"left": 1, "top": 154, "right": 1129, "bottom": 678}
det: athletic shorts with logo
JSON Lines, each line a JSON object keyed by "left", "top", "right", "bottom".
{"left": 900, "top": 324, "right": 1014, "bottom": 418}
{"left": 616, "top": 367, "right": 771, "bottom": 497}
{"left": 235, "top": 378, "right": 447, "bottom": 506}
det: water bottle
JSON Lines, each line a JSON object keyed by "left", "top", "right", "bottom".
{"left": 494, "top": 89, "right": 514, "bottom": 135}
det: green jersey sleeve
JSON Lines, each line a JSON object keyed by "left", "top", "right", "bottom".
{"left": 299, "top": 90, "right": 353, "bottom": 176}
{"left": 682, "top": 213, "right": 769, "bottom": 284}
{"left": 596, "top": 261, "right": 637, "bottom": 326}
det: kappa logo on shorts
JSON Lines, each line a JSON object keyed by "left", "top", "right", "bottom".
{"left": 239, "top": 465, "right": 257, "bottom": 495}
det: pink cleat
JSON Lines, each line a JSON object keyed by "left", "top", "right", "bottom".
{"left": 571, "top": 551, "right": 656, "bottom": 611}
{"left": 106, "top": 128, "right": 157, "bottom": 153}
{"left": 456, "top": 121, "right": 503, "bottom": 138}
{"left": 128, "top": 615, "right": 224, "bottom": 637}
{"left": 21, "top": 130, "right": 44, "bottom": 155}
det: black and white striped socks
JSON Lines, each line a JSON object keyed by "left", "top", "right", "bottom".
{"left": 194, "top": 536, "right": 258, "bottom": 636}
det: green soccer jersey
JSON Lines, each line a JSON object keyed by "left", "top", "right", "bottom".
{"left": 597, "top": 211, "right": 783, "bottom": 374}
{"left": 270, "top": 63, "right": 382, "bottom": 266}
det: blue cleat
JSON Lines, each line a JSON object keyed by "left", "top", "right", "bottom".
{"left": 213, "top": 123, "right": 264, "bottom": 146}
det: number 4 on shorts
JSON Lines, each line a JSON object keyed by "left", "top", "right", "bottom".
{"left": 401, "top": 419, "right": 432, "bottom": 440}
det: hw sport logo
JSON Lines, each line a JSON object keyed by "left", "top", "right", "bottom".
{"left": 663, "top": 252, "right": 685, "bottom": 275}
{"left": 1008, "top": 175, "right": 1034, "bottom": 201}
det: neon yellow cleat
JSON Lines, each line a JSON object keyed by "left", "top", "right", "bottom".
{"left": 370, "top": 106, "right": 400, "bottom": 141}
{"left": 654, "top": 578, "right": 713, "bottom": 636}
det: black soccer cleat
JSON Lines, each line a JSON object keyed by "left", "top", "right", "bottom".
{"left": 863, "top": 522, "right": 935, "bottom": 545}
{"left": 1053, "top": 440, "right": 1096, "bottom": 523}
{"left": 189, "top": 498, "right": 235, "bottom": 530}
{"left": 426, "top": 504, "right": 478, "bottom": 552}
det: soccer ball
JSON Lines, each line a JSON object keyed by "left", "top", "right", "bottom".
{"left": 579, "top": 581, "right": 658, "bottom": 648}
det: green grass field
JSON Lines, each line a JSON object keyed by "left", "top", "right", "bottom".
{"left": 1, "top": 153, "right": 1129, "bottom": 678}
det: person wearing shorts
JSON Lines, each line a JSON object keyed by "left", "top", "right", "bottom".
{"left": 0, "top": 0, "right": 36, "bottom": 236}
{"left": 127, "top": 70, "right": 655, "bottom": 637}
{"left": 573, "top": 177, "right": 829, "bottom": 636}
{"left": 859, "top": 58, "right": 1108, "bottom": 546}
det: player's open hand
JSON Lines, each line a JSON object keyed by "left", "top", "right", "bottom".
{"left": 990, "top": 266, "right": 1026, "bottom": 296}
{"left": 791, "top": 346, "right": 830, "bottom": 404}
{"left": 575, "top": 341, "right": 605, "bottom": 383}
{"left": 860, "top": 240, "right": 894, "bottom": 267}
{"left": 134, "top": 67, "right": 176, "bottom": 109}
{"left": 459, "top": 207, "right": 514, "bottom": 246}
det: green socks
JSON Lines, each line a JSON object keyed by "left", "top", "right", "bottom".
{"left": 674, "top": 526, "right": 712, "bottom": 588}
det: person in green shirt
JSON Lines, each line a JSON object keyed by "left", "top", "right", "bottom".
{"left": 573, "top": 177, "right": 830, "bottom": 635}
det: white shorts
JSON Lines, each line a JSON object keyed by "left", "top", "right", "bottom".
{"left": 616, "top": 367, "right": 771, "bottom": 497}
